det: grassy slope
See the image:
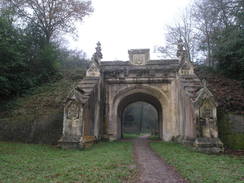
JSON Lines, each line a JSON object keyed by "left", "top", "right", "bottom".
{"left": 151, "top": 142, "right": 244, "bottom": 183}
{"left": 0, "top": 67, "right": 85, "bottom": 118}
{"left": 1, "top": 79, "right": 72, "bottom": 119}
{"left": 195, "top": 66, "right": 244, "bottom": 114}
{"left": 0, "top": 141, "right": 135, "bottom": 183}
{"left": 0, "top": 68, "right": 85, "bottom": 144}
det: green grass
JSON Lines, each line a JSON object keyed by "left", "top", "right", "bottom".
{"left": 151, "top": 142, "right": 244, "bottom": 183}
{"left": 122, "top": 133, "right": 160, "bottom": 140}
{"left": 122, "top": 133, "right": 140, "bottom": 139}
{"left": 148, "top": 135, "right": 160, "bottom": 140}
{"left": 0, "top": 141, "right": 135, "bottom": 183}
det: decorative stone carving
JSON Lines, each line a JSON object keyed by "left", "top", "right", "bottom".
{"left": 193, "top": 80, "right": 223, "bottom": 152}
{"left": 178, "top": 58, "right": 194, "bottom": 76}
{"left": 86, "top": 62, "right": 100, "bottom": 77}
{"left": 128, "top": 49, "right": 150, "bottom": 65}
{"left": 135, "top": 69, "right": 150, "bottom": 77}
{"left": 86, "top": 42, "right": 103, "bottom": 77}
{"left": 67, "top": 101, "right": 80, "bottom": 119}
{"left": 92, "top": 41, "right": 103, "bottom": 64}
{"left": 199, "top": 100, "right": 218, "bottom": 138}
{"left": 176, "top": 39, "right": 194, "bottom": 76}
{"left": 194, "top": 80, "right": 218, "bottom": 137}
{"left": 58, "top": 93, "right": 84, "bottom": 149}
{"left": 104, "top": 70, "right": 123, "bottom": 78}
{"left": 65, "top": 100, "right": 83, "bottom": 136}
{"left": 133, "top": 54, "right": 145, "bottom": 65}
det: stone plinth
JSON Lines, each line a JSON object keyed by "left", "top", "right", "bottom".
{"left": 58, "top": 136, "right": 83, "bottom": 150}
{"left": 193, "top": 137, "right": 224, "bottom": 153}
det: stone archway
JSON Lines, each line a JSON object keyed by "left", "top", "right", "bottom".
{"left": 109, "top": 85, "right": 170, "bottom": 141}
{"left": 119, "top": 94, "right": 161, "bottom": 138}
{"left": 121, "top": 101, "right": 159, "bottom": 137}
{"left": 59, "top": 48, "right": 224, "bottom": 152}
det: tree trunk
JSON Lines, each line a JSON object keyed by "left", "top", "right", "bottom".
{"left": 139, "top": 103, "right": 144, "bottom": 134}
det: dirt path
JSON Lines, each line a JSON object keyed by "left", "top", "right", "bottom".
{"left": 133, "top": 136, "right": 187, "bottom": 183}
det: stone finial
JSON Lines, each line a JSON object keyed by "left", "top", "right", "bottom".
{"left": 176, "top": 38, "right": 192, "bottom": 64}
{"left": 92, "top": 41, "right": 103, "bottom": 64}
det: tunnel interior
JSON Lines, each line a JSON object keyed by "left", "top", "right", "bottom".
{"left": 117, "top": 92, "right": 162, "bottom": 138}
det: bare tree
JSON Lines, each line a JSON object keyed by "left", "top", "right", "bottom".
{"left": 192, "top": 0, "right": 217, "bottom": 67}
{"left": 159, "top": 7, "right": 199, "bottom": 62}
{"left": 2, "top": 0, "right": 93, "bottom": 43}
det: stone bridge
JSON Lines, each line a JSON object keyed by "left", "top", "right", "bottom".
{"left": 59, "top": 43, "right": 223, "bottom": 152}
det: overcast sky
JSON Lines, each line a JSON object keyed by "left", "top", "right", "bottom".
{"left": 67, "top": 0, "right": 192, "bottom": 61}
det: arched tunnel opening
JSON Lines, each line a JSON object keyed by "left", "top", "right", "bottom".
{"left": 117, "top": 92, "right": 162, "bottom": 139}
{"left": 122, "top": 101, "right": 159, "bottom": 137}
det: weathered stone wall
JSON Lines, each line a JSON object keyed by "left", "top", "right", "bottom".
{"left": 176, "top": 79, "right": 196, "bottom": 141}
{"left": 0, "top": 109, "right": 63, "bottom": 144}
{"left": 218, "top": 110, "right": 244, "bottom": 149}
{"left": 228, "top": 114, "right": 244, "bottom": 133}
{"left": 83, "top": 78, "right": 102, "bottom": 138}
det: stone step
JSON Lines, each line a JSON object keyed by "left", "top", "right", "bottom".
{"left": 180, "top": 75, "right": 198, "bottom": 79}
{"left": 79, "top": 88, "right": 94, "bottom": 93}
{"left": 184, "top": 85, "right": 201, "bottom": 89}
{"left": 80, "top": 78, "right": 99, "bottom": 84}
{"left": 180, "top": 79, "right": 201, "bottom": 83}
{"left": 182, "top": 82, "right": 201, "bottom": 87}
{"left": 80, "top": 99, "right": 89, "bottom": 104}
{"left": 77, "top": 85, "right": 95, "bottom": 91}
{"left": 77, "top": 83, "right": 96, "bottom": 89}
{"left": 81, "top": 95, "right": 90, "bottom": 99}
{"left": 82, "top": 92, "right": 92, "bottom": 97}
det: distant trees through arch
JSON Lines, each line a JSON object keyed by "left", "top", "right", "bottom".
{"left": 122, "top": 102, "right": 159, "bottom": 136}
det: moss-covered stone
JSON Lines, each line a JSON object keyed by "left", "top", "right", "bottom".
{"left": 225, "top": 134, "right": 244, "bottom": 149}
{"left": 218, "top": 109, "right": 244, "bottom": 150}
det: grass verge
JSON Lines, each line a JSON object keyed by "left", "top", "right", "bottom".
{"left": 150, "top": 142, "right": 244, "bottom": 183}
{"left": 0, "top": 141, "right": 135, "bottom": 183}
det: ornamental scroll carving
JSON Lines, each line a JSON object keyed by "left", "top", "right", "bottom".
{"left": 198, "top": 101, "right": 218, "bottom": 138}
{"left": 64, "top": 99, "right": 83, "bottom": 137}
